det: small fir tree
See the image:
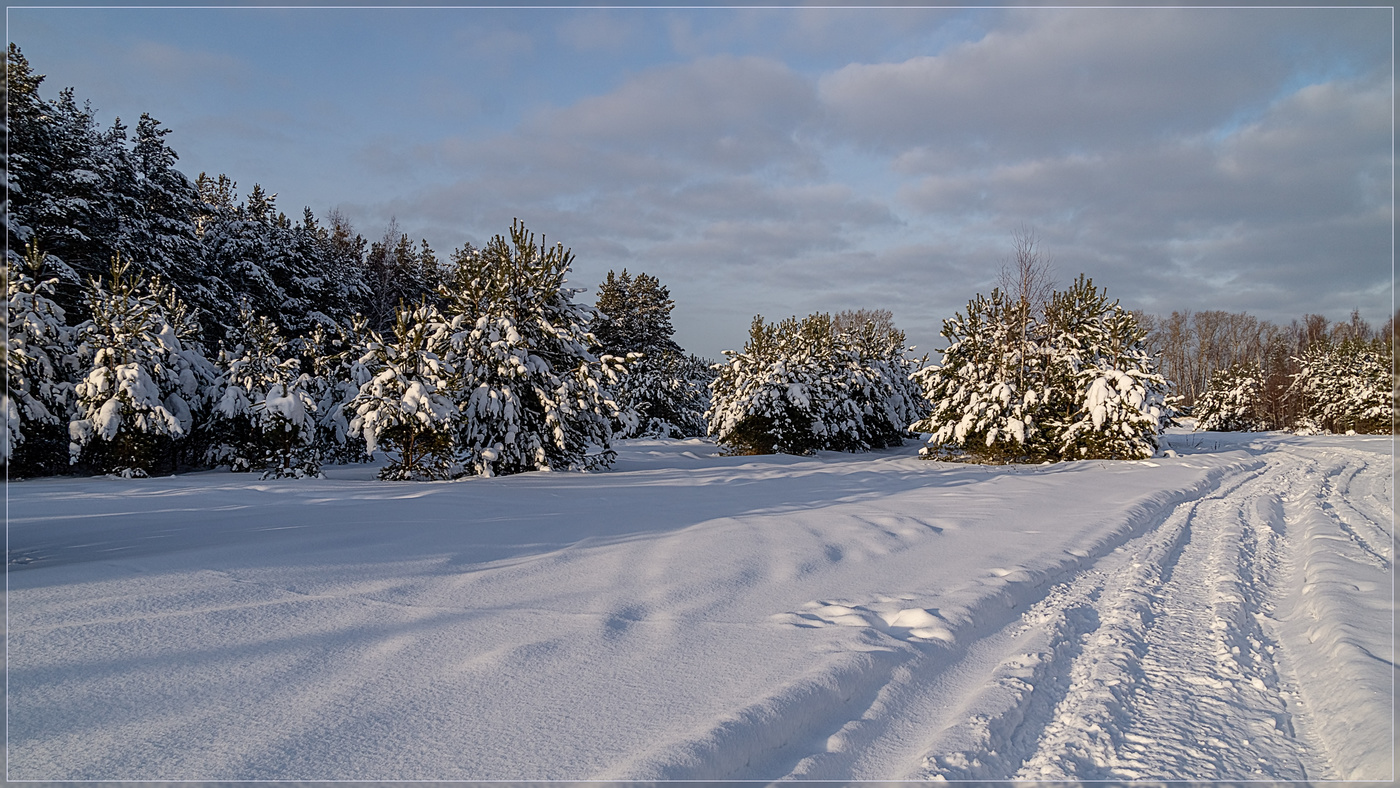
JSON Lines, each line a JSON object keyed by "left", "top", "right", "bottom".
{"left": 1194, "top": 363, "right": 1267, "bottom": 432}
{"left": 4, "top": 243, "right": 75, "bottom": 474}
{"left": 211, "top": 306, "right": 322, "bottom": 478}
{"left": 67, "top": 256, "right": 211, "bottom": 476}
{"left": 348, "top": 302, "right": 458, "bottom": 480}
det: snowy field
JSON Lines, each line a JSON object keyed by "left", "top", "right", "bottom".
{"left": 6, "top": 430, "right": 1394, "bottom": 781}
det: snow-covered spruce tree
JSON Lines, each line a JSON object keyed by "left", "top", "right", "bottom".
{"left": 443, "top": 221, "right": 626, "bottom": 477}
{"left": 292, "top": 209, "right": 372, "bottom": 333}
{"left": 1194, "top": 362, "right": 1267, "bottom": 432}
{"left": 911, "top": 290, "right": 1051, "bottom": 463}
{"left": 300, "top": 318, "right": 373, "bottom": 465}
{"left": 348, "top": 302, "right": 458, "bottom": 480}
{"left": 593, "top": 269, "right": 710, "bottom": 438}
{"left": 7, "top": 79, "right": 114, "bottom": 306}
{"left": 1045, "top": 278, "right": 1171, "bottom": 460}
{"left": 709, "top": 312, "right": 923, "bottom": 455}
{"left": 67, "top": 256, "right": 215, "bottom": 476}
{"left": 6, "top": 45, "right": 52, "bottom": 271}
{"left": 210, "top": 306, "right": 322, "bottom": 478}
{"left": 121, "top": 115, "right": 223, "bottom": 312}
{"left": 4, "top": 243, "right": 76, "bottom": 475}
{"left": 198, "top": 180, "right": 341, "bottom": 340}
{"left": 1291, "top": 338, "right": 1393, "bottom": 434}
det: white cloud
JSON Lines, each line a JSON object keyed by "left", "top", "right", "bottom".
{"left": 529, "top": 54, "right": 820, "bottom": 172}
{"left": 816, "top": 8, "right": 1374, "bottom": 161}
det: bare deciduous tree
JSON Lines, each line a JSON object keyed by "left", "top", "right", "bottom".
{"left": 1142, "top": 307, "right": 1388, "bottom": 429}
{"left": 995, "top": 226, "right": 1056, "bottom": 394}
{"left": 996, "top": 226, "right": 1056, "bottom": 318}
{"left": 831, "top": 308, "right": 896, "bottom": 335}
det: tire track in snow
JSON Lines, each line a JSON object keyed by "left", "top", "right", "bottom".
{"left": 772, "top": 459, "right": 1268, "bottom": 782}
{"left": 915, "top": 470, "right": 1232, "bottom": 780}
{"left": 1310, "top": 451, "right": 1392, "bottom": 571}
{"left": 617, "top": 457, "right": 1257, "bottom": 781}
{"left": 914, "top": 454, "right": 1334, "bottom": 781}
{"left": 1020, "top": 465, "right": 1323, "bottom": 779}
{"left": 1272, "top": 445, "right": 1395, "bottom": 780}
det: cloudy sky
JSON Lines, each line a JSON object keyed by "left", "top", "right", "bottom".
{"left": 9, "top": 3, "right": 1392, "bottom": 357}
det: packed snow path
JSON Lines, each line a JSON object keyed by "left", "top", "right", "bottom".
{"left": 6, "top": 432, "right": 1393, "bottom": 780}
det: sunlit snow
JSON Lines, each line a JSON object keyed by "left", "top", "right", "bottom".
{"left": 6, "top": 430, "right": 1392, "bottom": 780}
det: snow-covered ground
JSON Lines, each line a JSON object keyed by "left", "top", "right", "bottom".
{"left": 6, "top": 431, "right": 1393, "bottom": 781}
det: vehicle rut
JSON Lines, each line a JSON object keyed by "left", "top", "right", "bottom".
{"left": 913, "top": 452, "right": 1338, "bottom": 781}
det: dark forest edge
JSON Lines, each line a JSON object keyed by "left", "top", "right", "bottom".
{"left": 5, "top": 45, "right": 1395, "bottom": 480}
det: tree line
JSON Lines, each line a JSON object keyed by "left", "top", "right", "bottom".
{"left": 1139, "top": 308, "right": 1394, "bottom": 433}
{"left": 4, "top": 44, "right": 1393, "bottom": 480}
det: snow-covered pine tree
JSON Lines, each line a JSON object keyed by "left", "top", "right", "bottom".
{"left": 67, "top": 256, "right": 212, "bottom": 476}
{"left": 835, "top": 313, "right": 929, "bottom": 450}
{"left": 123, "top": 115, "right": 235, "bottom": 338}
{"left": 1291, "top": 338, "right": 1393, "bottom": 434}
{"left": 6, "top": 50, "right": 236, "bottom": 346}
{"left": 1194, "top": 362, "right": 1267, "bottom": 432}
{"left": 4, "top": 243, "right": 75, "bottom": 475}
{"left": 198, "top": 179, "right": 337, "bottom": 339}
{"left": 593, "top": 269, "right": 710, "bottom": 438}
{"left": 197, "top": 177, "right": 280, "bottom": 329}
{"left": 710, "top": 315, "right": 828, "bottom": 455}
{"left": 255, "top": 379, "right": 321, "bottom": 479}
{"left": 317, "top": 209, "right": 373, "bottom": 328}
{"left": 292, "top": 209, "right": 371, "bottom": 333}
{"left": 914, "top": 276, "right": 1169, "bottom": 463}
{"left": 613, "top": 348, "right": 714, "bottom": 439}
{"left": 709, "top": 312, "right": 922, "bottom": 455}
{"left": 911, "top": 290, "right": 1049, "bottom": 462}
{"left": 594, "top": 270, "right": 680, "bottom": 355}
{"left": 5, "top": 45, "right": 52, "bottom": 271}
{"left": 146, "top": 271, "right": 223, "bottom": 469}
{"left": 443, "top": 220, "right": 626, "bottom": 476}
{"left": 348, "top": 302, "right": 458, "bottom": 480}
{"left": 1046, "top": 278, "right": 1171, "bottom": 460}
{"left": 301, "top": 317, "right": 373, "bottom": 465}
{"left": 677, "top": 352, "right": 718, "bottom": 429}
{"left": 263, "top": 205, "right": 355, "bottom": 340}
{"left": 5, "top": 74, "right": 114, "bottom": 313}
{"left": 210, "top": 305, "right": 322, "bottom": 478}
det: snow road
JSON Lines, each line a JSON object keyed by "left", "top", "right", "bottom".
{"left": 6, "top": 432, "right": 1393, "bottom": 780}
